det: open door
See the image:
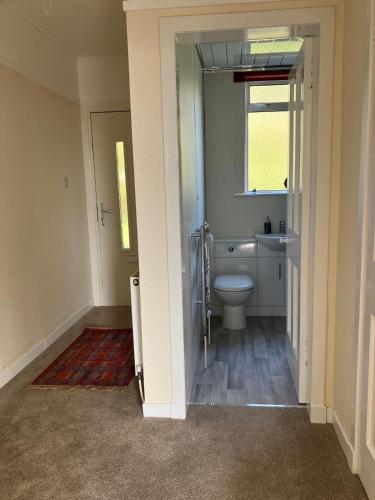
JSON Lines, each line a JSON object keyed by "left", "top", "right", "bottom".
{"left": 285, "top": 38, "right": 314, "bottom": 403}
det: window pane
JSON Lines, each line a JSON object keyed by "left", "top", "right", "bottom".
{"left": 285, "top": 39, "right": 304, "bottom": 53}
{"left": 250, "top": 38, "right": 303, "bottom": 55}
{"left": 116, "top": 141, "right": 131, "bottom": 250}
{"left": 250, "top": 39, "right": 274, "bottom": 55}
{"left": 248, "top": 111, "right": 289, "bottom": 192}
{"left": 250, "top": 84, "right": 290, "bottom": 104}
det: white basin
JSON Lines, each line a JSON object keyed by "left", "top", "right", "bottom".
{"left": 255, "top": 233, "right": 287, "bottom": 252}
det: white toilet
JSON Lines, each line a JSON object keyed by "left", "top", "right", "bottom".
{"left": 213, "top": 274, "right": 254, "bottom": 330}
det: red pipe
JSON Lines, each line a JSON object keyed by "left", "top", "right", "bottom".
{"left": 233, "top": 70, "right": 290, "bottom": 83}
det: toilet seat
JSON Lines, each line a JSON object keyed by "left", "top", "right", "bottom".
{"left": 214, "top": 274, "right": 254, "bottom": 292}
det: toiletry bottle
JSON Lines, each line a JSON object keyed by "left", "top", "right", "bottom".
{"left": 264, "top": 216, "right": 272, "bottom": 234}
{"left": 279, "top": 220, "right": 286, "bottom": 234}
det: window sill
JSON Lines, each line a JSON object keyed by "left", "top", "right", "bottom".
{"left": 234, "top": 191, "right": 287, "bottom": 197}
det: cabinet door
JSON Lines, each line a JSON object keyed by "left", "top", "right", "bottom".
{"left": 258, "top": 258, "right": 285, "bottom": 307}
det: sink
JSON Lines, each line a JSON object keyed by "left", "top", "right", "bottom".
{"left": 255, "top": 233, "right": 287, "bottom": 252}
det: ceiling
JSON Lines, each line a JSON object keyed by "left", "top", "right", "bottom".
{"left": 198, "top": 37, "right": 303, "bottom": 71}
{"left": 6, "top": 0, "right": 127, "bottom": 57}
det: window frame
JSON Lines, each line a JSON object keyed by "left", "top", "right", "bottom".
{"left": 244, "top": 80, "right": 289, "bottom": 196}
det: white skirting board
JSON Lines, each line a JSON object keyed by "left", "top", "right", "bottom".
{"left": 0, "top": 301, "right": 93, "bottom": 389}
{"left": 326, "top": 407, "right": 355, "bottom": 472}
{"left": 143, "top": 402, "right": 187, "bottom": 419}
{"left": 308, "top": 404, "right": 328, "bottom": 424}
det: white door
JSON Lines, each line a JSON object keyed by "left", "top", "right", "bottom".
{"left": 358, "top": 70, "right": 375, "bottom": 497}
{"left": 285, "top": 38, "right": 314, "bottom": 403}
{"left": 91, "top": 112, "right": 138, "bottom": 306}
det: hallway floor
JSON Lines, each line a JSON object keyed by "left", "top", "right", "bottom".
{"left": 0, "top": 307, "right": 367, "bottom": 500}
{"left": 192, "top": 316, "right": 298, "bottom": 406}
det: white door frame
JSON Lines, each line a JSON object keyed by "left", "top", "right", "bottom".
{"left": 352, "top": 0, "right": 375, "bottom": 474}
{"left": 80, "top": 105, "right": 133, "bottom": 306}
{"left": 160, "top": 7, "right": 335, "bottom": 423}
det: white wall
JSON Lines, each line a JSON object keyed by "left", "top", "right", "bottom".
{"left": 177, "top": 44, "right": 205, "bottom": 401}
{"left": 78, "top": 56, "right": 130, "bottom": 106}
{"left": 332, "top": 0, "right": 371, "bottom": 462}
{"left": 204, "top": 72, "right": 287, "bottom": 239}
{"left": 0, "top": 2, "right": 93, "bottom": 385}
{"left": 0, "top": 63, "right": 92, "bottom": 383}
{"left": 127, "top": 11, "right": 172, "bottom": 404}
{"left": 0, "top": 2, "right": 79, "bottom": 102}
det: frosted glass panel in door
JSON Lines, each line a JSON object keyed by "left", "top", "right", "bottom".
{"left": 115, "top": 141, "right": 131, "bottom": 251}
{"left": 91, "top": 112, "right": 138, "bottom": 306}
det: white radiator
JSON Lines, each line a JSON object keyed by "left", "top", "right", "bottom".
{"left": 130, "top": 271, "right": 143, "bottom": 387}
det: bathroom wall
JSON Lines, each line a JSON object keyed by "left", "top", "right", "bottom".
{"left": 204, "top": 72, "right": 287, "bottom": 239}
{"left": 177, "top": 44, "right": 205, "bottom": 401}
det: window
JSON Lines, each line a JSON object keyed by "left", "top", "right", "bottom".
{"left": 246, "top": 83, "right": 289, "bottom": 194}
{"left": 251, "top": 38, "right": 304, "bottom": 56}
{"left": 115, "top": 141, "right": 131, "bottom": 250}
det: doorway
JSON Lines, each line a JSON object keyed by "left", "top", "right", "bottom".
{"left": 90, "top": 111, "right": 138, "bottom": 306}
{"left": 160, "top": 8, "right": 335, "bottom": 422}
{"left": 178, "top": 31, "right": 315, "bottom": 407}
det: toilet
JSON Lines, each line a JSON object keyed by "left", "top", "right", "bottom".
{"left": 213, "top": 274, "right": 254, "bottom": 330}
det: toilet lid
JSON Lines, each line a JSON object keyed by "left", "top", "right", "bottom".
{"left": 214, "top": 274, "right": 254, "bottom": 292}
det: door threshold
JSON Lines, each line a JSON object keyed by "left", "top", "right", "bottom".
{"left": 190, "top": 402, "right": 306, "bottom": 409}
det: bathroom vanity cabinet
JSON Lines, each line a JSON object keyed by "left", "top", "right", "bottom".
{"left": 258, "top": 257, "right": 285, "bottom": 307}
{"left": 257, "top": 238, "right": 286, "bottom": 312}
{"left": 211, "top": 238, "right": 286, "bottom": 316}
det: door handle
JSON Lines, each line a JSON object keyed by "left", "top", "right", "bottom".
{"left": 100, "top": 203, "right": 113, "bottom": 225}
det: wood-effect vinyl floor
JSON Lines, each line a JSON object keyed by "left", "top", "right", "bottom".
{"left": 191, "top": 316, "right": 299, "bottom": 406}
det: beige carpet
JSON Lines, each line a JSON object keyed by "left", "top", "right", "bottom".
{"left": 0, "top": 307, "right": 367, "bottom": 500}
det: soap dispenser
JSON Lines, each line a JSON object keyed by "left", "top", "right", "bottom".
{"left": 264, "top": 216, "right": 272, "bottom": 234}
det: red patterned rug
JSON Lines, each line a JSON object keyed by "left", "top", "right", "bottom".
{"left": 32, "top": 327, "right": 134, "bottom": 389}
